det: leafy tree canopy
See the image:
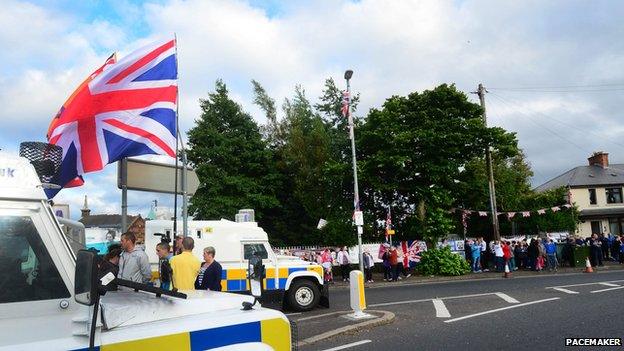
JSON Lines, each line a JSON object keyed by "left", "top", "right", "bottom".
{"left": 187, "top": 80, "right": 279, "bottom": 224}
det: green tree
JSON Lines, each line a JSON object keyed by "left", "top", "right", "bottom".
{"left": 186, "top": 80, "right": 279, "bottom": 225}
{"left": 515, "top": 187, "right": 579, "bottom": 234}
{"left": 456, "top": 151, "right": 578, "bottom": 237}
{"left": 357, "top": 84, "right": 518, "bottom": 244}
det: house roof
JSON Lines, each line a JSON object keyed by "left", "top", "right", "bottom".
{"left": 535, "top": 164, "right": 624, "bottom": 192}
{"left": 80, "top": 214, "right": 140, "bottom": 228}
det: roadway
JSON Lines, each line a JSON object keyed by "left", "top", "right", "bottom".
{"left": 292, "top": 270, "right": 624, "bottom": 351}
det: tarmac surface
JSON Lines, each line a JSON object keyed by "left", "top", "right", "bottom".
{"left": 290, "top": 265, "right": 624, "bottom": 351}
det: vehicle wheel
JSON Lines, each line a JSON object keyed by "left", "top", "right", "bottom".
{"left": 287, "top": 279, "right": 320, "bottom": 312}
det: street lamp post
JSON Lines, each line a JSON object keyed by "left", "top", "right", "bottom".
{"left": 345, "top": 69, "right": 364, "bottom": 273}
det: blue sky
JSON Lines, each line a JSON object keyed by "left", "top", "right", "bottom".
{"left": 1, "top": 0, "right": 624, "bottom": 219}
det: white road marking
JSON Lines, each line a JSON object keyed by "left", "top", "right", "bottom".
{"left": 296, "top": 311, "right": 338, "bottom": 322}
{"left": 285, "top": 312, "right": 302, "bottom": 317}
{"left": 319, "top": 340, "right": 372, "bottom": 351}
{"left": 599, "top": 282, "right": 620, "bottom": 287}
{"left": 444, "top": 298, "right": 560, "bottom": 323}
{"left": 590, "top": 286, "right": 624, "bottom": 294}
{"left": 546, "top": 280, "right": 624, "bottom": 289}
{"left": 369, "top": 292, "right": 498, "bottom": 307}
{"left": 495, "top": 293, "right": 520, "bottom": 303}
{"left": 551, "top": 287, "right": 579, "bottom": 294}
{"left": 432, "top": 299, "right": 451, "bottom": 318}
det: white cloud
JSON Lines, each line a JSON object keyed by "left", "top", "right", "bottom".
{"left": 2, "top": 0, "right": 624, "bottom": 214}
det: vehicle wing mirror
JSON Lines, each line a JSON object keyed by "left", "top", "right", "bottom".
{"left": 74, "top": 249, "right": 99, "bottom": 306}
{"left": 247, "top": 253, "right": 264, "bottom": 298}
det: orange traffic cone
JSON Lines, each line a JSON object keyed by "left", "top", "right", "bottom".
{"left": 503, "top": 262, "right": 512, "bottom": 278}
{"left": 584, "top": 257, "right": 594, "bottom": 273}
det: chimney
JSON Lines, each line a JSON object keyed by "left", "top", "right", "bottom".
{"left": 81, "top": 195, "right": 91, "bottom": 218}
{"left": 588, "top": 151, "right": 609, "bottom": 168}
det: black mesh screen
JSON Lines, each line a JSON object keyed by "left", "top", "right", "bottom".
{"left": 19, "top": 142, "right": 63, "bottom": 185}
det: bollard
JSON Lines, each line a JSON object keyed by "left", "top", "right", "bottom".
{"left": 346, "top": 270, "right": 373, "bottom": 320}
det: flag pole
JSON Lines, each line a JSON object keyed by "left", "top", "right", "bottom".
{"left": 172, "top": 33, "right": 180, "bottom": 245}
{"left": 172, "top": 34, "right": 189, "bottom": 239}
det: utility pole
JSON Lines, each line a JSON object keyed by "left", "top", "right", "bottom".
{"left": 476, "top": 84, "right": 500, "bottom": 240}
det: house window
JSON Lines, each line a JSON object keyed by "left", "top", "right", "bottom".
{"left": 606, "top": 187, "right": 623, "bottom": 204}
{"left": 588, "top": 189, "right": 597, "bottom": 205}
{"left": 590, "top": 221, "right": 602, "bottom": 234}
{"left": 609, "top": 218, "right": 623, "bottom": 235}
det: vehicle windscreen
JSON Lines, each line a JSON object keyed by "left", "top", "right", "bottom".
{"left": 0, "top": 215, "right": 70, "bottom": 303}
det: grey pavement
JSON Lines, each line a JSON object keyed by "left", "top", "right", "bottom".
{"left": 292, "top": 269, "right": 624, "bottom": 351}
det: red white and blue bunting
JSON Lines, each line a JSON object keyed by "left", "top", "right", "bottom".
{"left": 450, "top": 204, "right": 573, "bottom": 219}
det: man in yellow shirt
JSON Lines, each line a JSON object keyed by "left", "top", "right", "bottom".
{"left": 169, "top": 237, "right": 201, "bottom": 290}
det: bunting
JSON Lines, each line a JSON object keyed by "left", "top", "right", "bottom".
{"left": 451, "top": 204, "right": 573, "bottom": 219}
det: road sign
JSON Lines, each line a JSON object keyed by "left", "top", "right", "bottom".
{"left": 386, "top": 229, "right": 395, "bottom": 235}
{"left": 118, "top": 158, "right": 200, "bottom": 195}
{"left": 354, "top": 211, "right": 364, "bottom": 226}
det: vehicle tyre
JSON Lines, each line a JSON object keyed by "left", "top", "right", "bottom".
{"left": 287, "top": 279, "right": 320, "bottom": 312}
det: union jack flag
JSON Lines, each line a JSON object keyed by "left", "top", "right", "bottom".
{"left": 46, "top": 38, "right": 178, "bottom": 197}
{"left": 407, "top": 240, "right": 425, "bottom": 267}
{"left": 340, "top": 90, "right": 350, "bottom": 118}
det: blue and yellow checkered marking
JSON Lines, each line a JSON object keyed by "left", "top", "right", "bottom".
{"left": 72, "top": 318, "right": 291, "bottom": 351}
{"left": 219, "top": 265, "right": 323, "bottom": 292}
{"left": 152, "top": 264, "right": 324, "bottom": 292}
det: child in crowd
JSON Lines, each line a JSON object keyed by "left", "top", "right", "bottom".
{"left": 156, "top": 242, "right": 173, "bottom": 290}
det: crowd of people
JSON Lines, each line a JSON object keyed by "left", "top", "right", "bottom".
{"left": 306, "top": 245, "right": 411, "bottom": 284}
{"left": 108, "top": 231, "right": 621, "bottom": 292}
{"left": 466, "top": 233, "right": 624, "bottom": 273}
{"left": 98, "top": 232, "right": 223, "bottom": 292}
{"left": 306, "top": 233, "right": 624, "bottom": 285}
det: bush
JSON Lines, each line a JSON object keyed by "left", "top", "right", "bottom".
{"left": 417, "top": 246, "right": 470, "bottom": 276}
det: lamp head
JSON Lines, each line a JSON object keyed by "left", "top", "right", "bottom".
{"left": 344, "top": 70, "right": 353, "bottom": 80}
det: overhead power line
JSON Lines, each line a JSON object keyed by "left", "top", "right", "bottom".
{"left": 489, "top": 82, "right": 624, "bottom": 92}
{"left": 490, "top": 92, "right": 624, "bottom": 152}
{"left": 487, "top": 93, "right": 591, "bottom": 154}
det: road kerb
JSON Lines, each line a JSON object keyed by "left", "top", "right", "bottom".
{"left": 295, "top": 310, "right": 395, "bottom": 348}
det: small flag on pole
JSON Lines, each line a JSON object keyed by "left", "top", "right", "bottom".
{"left": 385, "top": 207, "right": 392, "bottom": 241}
{"left": 341, "top": 90, "right": 350, "bottom": 118}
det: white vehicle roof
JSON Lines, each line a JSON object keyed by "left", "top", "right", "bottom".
{"left": 148, "top": 219, "right": 267, "bottom": 238}
{"left": 146, "top": 219, "right": 270, "bottom": 263}
{"left": 0, "top": 152, "right": 46, "bottom": 201}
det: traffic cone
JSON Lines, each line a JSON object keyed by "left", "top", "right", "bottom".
{"left": 503, "top": 262, "right": 512, "bottom": 278}
{"left": 584, "top": 257, "right": 594, "bottom": 273}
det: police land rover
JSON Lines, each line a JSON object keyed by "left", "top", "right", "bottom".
{"left": 0, "top": 143, "right": 294, "bottom": 351}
